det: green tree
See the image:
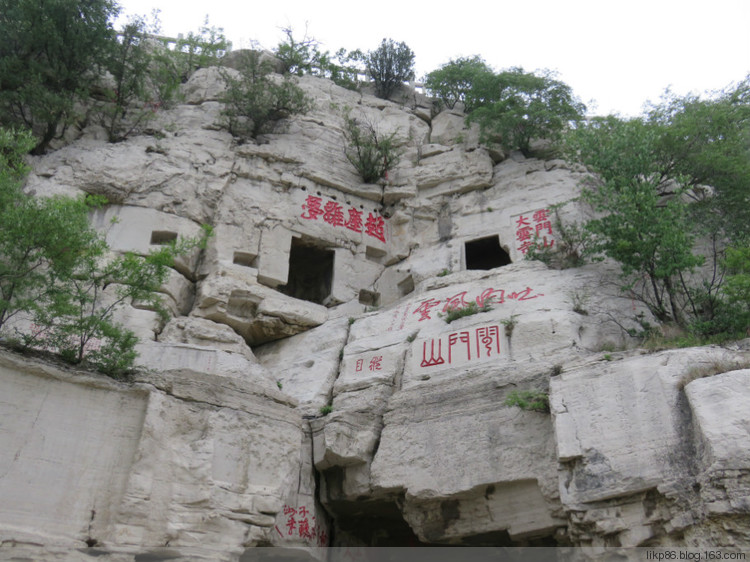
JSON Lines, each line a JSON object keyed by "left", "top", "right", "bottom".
{"left": 424, "top": 56, "right": 494, "bottom": 112}
{"left": 0, "top": 126, "right": 212, "bottom": 376}
{"left": 0, "top": 129, "right": 103, "bottom": 330}
{"left": 97, "top": 15, "right": 157, "bottom": 142}
{"left": 565, "top": 77, "right": 750, "bottom": 336}
{"left": 172, "top": 16, "right": 231, "bottom": 82}
{"left": 220, "top": 51, "right": 312, "bottom": 141}
{"left": 649, "top": 78, "right": 750, "bottom": 242}
{"left": 274, "top": 26, "right": 327, "bottom": 77}
{"left": 273, "top": 27, "right": 362, "bottom": 90}
{"left": 720, "top": 245, "right": 750, "bottom": 334}
{"left": 0, "top": 0, "right": 119, "bottom": 153}
{"left": 468, "top": 68, "right": 585, "bottom": 155}
{"left": 37, "top": 231, "right": 209, "bottom": 375}
{"left": 364, "top": 39, "right": 415, "bottom": 99}
{"left": 565, "top": 116, "right": 703, "bottom": 325}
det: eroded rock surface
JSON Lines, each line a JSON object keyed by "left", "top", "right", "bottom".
{"left": 2, "top": 62, "right": 749, "bottom": 559}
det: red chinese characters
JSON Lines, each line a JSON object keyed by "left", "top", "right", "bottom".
{"left": 364, "top": 213, "right": 386, "bottom": 243}
{"left": 300, "top": 195, "right": 387, "bottom": 243}
{"left": 515, "top": 208, "right": 555, "bottom": 255}
{"left": 323, "top": 201, "right": 345, "bottom": 227}
{"left": 414, "top": 298, "right": 442, "bottom": 322}
{"left": 419, "top": 325, "right": 502, "bottom": 369}
{"left": 279, "top": 504, "right": 328, "bottom": 547}
{"left": 420, "top": 339, "right": 446, "bottom": 367}
{"left": 448, "top": 331, "right": 471, "bottom": 363}
{"left": 412, "top": 286, "right": 543, "bottom": 322}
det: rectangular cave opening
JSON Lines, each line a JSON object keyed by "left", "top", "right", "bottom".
{"left": 465, "top": 235, "right": 512, "bottom": 270}
{"left": 280, "top": 237, "right": 335, "bottom": 306}
{"left": 150, "top": 230, "right": 178, "bottom": 245}
{"left": 358, "top": 289, "right": 380, "bottom": 307}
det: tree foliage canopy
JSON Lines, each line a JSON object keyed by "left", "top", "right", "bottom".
{"left": 364, "top": 39, "right": 415, "bottom": 100}
{"left": 468, "top": 68, "right": 586, "bottom": 155}
{"left": 425, "top": 59, "right": 585, "bottom": 155}
{"left": 0, "top": 127, "right": 210, "bottom": 376}
{"left": 563, "top": 76, "right": 750, "bottom": 336}
{"left": 424, "top": 56, "right": 494, "bottom": 112}
{"left": 0, "top": 0, "right": 119, "bottom": 153}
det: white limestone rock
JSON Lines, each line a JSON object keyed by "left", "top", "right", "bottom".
{"left": 686, "top": 369, "right": 750, "bottom": 471}
{"left": 413, "top": 146, "right": 493, "bottom": 197}
{"left": 192, "top": 268, "right": 328, "bottom": 345}
{"left": 429, "top": 109, "right": 480, "bottom": 147}
{"left": 159, "top": 317, "right": 256, "bottom": 360}
{"left": 254, "top": 317, "right": 350, "bottom": 412}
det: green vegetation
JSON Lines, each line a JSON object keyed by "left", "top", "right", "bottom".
{"left": 364, "top": 39, "right": 415, "bottom": 99}
{"left": 0, "top": 1, "right": 230, "bottom": 152}
{"left": 424, "top": 56, "right": 494, "bottom": 112}
{"left": 220, "top": 51, "right": 312, "bottom": 142}
{"left": 0, "top": 0, "right": 120, "bottom": 153}
{"left": 501, "top": 315, "right": 519, "bottom": 337}
{"left": 96, "top": 15, "right": 158, "bottom": 142}
{"left": 0, "top": 127, "right": 210, "bottom": 376}
{"left": 524, "top": 204, "right": 590, "bottom": 269}
{"left": 171, "top": 17, "right": 230, "bottom": 82}
{"left": 563, "top": 77, "right": 750, "bottom": 340}
{"left": 441, "top": 301, "right": 493, "bottom": 324}
{"left": 343, "top": 113, "right": 403, "bottom": 183}
{"left": 425, "top": 59, "right": 586, "bottom": 155}
{"left": 504, "top": 390, "right": 549, "bottom": 413}
{"left": 319, "top": 405, "right": 333, "bottom": 416}
{"left": 273, "top": 26, "right": 362, "bottom": 90}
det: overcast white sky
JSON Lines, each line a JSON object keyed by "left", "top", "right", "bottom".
{"left": 118, "top": 0, "right": 749, "bottom": 116}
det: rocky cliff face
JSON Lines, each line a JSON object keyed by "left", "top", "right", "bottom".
{"left": 1, "top": 64, "right": 749, "bottom": 560}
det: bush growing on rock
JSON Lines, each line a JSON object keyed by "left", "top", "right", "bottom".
{"left": 425, "top": 59, "right": 585, "bottom": 155}
{"left": 343, "top": 113, "right": 403, "bottom": 183}
{"left": 273, "top": 27, "right": 362, "bottom": 90}
{"left": 220, "top": 51, "right": 313, "bottom": 142}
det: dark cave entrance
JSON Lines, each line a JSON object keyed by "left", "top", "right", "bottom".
{"left": 465, "top": 235, "right": 512, "bottom": 270}
{"left": 280, "top": 237, "right": 335, "bottom": 305}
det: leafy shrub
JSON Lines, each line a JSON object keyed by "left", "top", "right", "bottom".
{"left": 364, "top": 39, "right": 415, "bottom": 99}
{"left": 274, "top": 26, "right": 328, "bottom": 77}
{"left": 220, "top": 51, "right": 312, "bottom": 141}
{"left": 273, "top": 27, "right": 362, "bottom": 90}
{"left": 319, "top": 405, "right": 333, "bottom": 416}
{"left": 505, "top": 390, "right": 549, "bottom": 413}
{"left": 343, "top": 113, "right": 403, "bottom": 183}
{"left": 0, "top": 127, "right": 212, "bottom": 376}
{"left": 441, "top": 301, "right": 492, "bottom": 324}
{"left": 501, "top": 315, "right": 519, "bottom": 337}
{"left": 524, "top": 206, "right": 591, "bottom": 269}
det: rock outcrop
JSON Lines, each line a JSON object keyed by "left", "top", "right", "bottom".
{"left": 1, "top": 61, "right": 748, "bottom": 559}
